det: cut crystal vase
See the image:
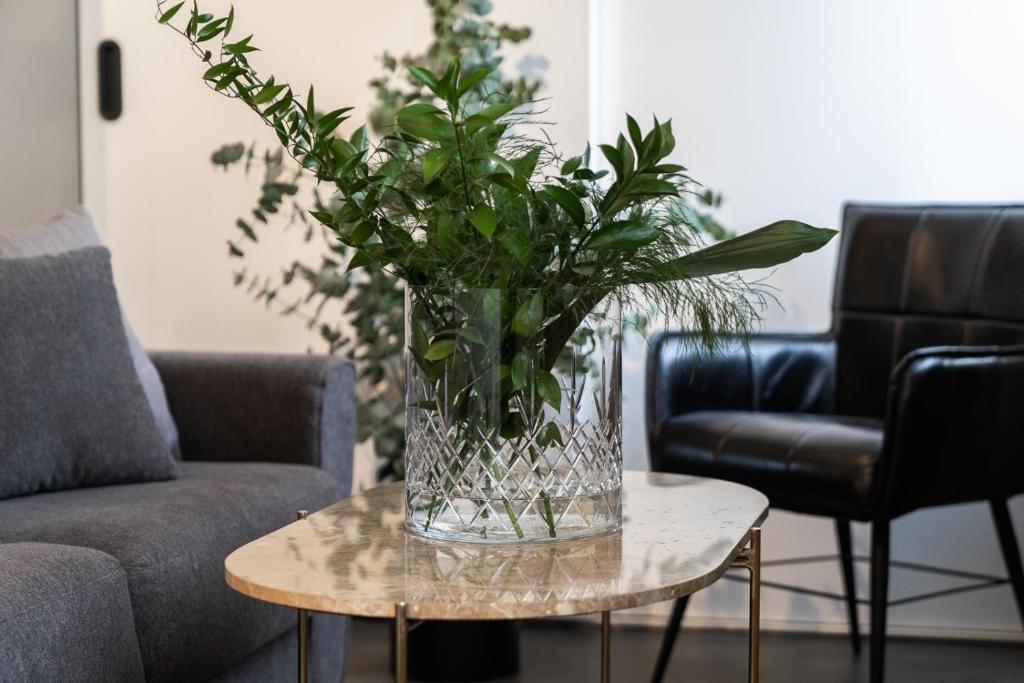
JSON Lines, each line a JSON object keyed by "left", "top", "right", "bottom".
{"left": 404, "top": 286, "right": 623, "bottom": 543}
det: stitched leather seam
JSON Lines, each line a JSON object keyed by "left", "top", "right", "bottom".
{"left": 966, "top": 208, "right": 1006, "bottom": 314}
{"left": 782, "top": 426, "right": 817, "bottom": 473}
{"left": 898, "top": 209, "right": 929, "bottom": 312}
{"left": 711, "top": 417, "right": 747, "bottom": 464}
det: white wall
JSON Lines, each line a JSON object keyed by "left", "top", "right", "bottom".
{"left": 1, "top": 1, "right": 79, "bottom": 229}
{"left": 599, "top": 0, "right": 1024, "bottom": 639}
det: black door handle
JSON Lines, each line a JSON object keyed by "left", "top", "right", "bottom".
{"left": 98, "top": 40, "right": 122, "bottom": 120}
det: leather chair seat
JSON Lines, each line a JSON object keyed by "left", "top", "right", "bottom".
{"left": 651, "top": 411, "right": 884, "bottom": 519}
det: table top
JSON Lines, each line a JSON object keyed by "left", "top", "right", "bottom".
{"left": 224, "top": 471, "right": 768, "bottom": 620}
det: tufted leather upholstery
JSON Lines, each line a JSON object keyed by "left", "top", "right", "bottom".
{"left": 835, "top": 205, "right": 1024, "bottom": 418}
{"left": 647, "top": 204, "right": 1024, "bottom": 521}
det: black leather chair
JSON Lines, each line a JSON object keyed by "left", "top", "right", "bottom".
{"left": 646, "top": 204, "right": 1024, "bottom": 683}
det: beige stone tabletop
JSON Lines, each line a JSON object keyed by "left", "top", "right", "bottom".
{"left": 225, "top": 471, "right": 768, "bottom": 620}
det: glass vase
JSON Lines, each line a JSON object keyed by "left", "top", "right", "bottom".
{"left": 404, "top": 286, "right": 623, "bottom": 543}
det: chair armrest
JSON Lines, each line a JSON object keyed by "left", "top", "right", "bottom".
{"left": 646, "top": 331, "right": 836, "bottom": 442}
{"left": 150, "top": 352, "right": 356, "bottom": 494}
{"left": 880, "top": 344, "right": 1024, "bottom": 517}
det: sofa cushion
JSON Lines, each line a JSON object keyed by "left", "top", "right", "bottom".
{"left": 0, "top": 207, "right": 180, "bottom": 458}
{"left": 0, "top": 543, "right": 145, "bottom": 683}
{"left": 0, "top": 248, "right": 178, "bottom": 500}
{"left": 0, "top": 461, "right": 342, "bottom": 683}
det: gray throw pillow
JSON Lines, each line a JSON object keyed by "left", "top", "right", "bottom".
{"left": 0, "top": 248, "right": 179, "bottom": 499}
{"left": 0, "top": 208, "right": 180, "bottom": 458}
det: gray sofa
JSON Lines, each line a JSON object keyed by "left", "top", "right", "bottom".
{"left": 0, "top": 352, "right": 356, "bottom": 683}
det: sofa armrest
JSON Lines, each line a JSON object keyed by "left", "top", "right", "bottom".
{"left": 0, "top": 543, "right": 145, "bottom": 682}
{"left": 150, "top": 352, "right": 356, "bottom": 493}
{"left": 646, "top": 331, "right": 836, "bottom": 443}
{"left": 879, "top": 344, "right": 1024, "bottom": 517}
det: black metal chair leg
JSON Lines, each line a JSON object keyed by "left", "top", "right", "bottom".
{"left": 835, "top": 519, "right": 862, "bottom": 655}
{"left": 990, "top": 498, "right": 1024, "bottom": 629}
{"left": 870, "top": 521, "right": 890, "bottom": 683}
{"left": 650, "top": 595, "right": 689, "bottom": 683}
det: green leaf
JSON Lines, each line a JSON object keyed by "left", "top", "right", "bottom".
{"left": 510, "top": 147, "right": 542, "bottom": 179}
{"left": 463, "top": 114, "right": 497, "bottom": 135}
{"left": 315, "top": 109, "right": 350, "bottom": 137}
{"left": 478, "top": 102, "right": 516, "bottom": 121}
{"left": 634, "top": 221, "right": 838, "bottom": 282}
{"left": 536, "top": 370, "right": 562, "bottom": 411}
{"left": 439, "top": 58, "right": 461, "bottom": 103}
{"left": 196, "top": 17, "right": 227, "bottom": 42}
{"left": 251, "top": 83, "right": 286, "bottom": 104}
{"left": 227, "top": 240, "right": 244, "bottom": 257}
{"left": 543, "top": 185, "right": 586, "bottom": 227}
{"left": 586, "top": 221, "right": 662, "bottom": 251}
{"left": 458, "top": 326, "right": 485, "bottom": 344}
{"left": 350, "top": 124, "right": 369, "bottom": 151}
{"left": 510, "top": 352, "right": 530, "bottom": 390}
{"left": 262, "top": 90, "right": 292, "bottom": 116}
{"left": 625, "top": 177, "right": 678, "bottom": 197}
{"left": 658, "top": 119, "right": 676, "bottom": 157}
{"left": 469, "top": 204, "right": 497, "bottom": 238}
{"left": 560, "top": 155, "right": 583, "bottom": 175}
{"left": 396, "top": 103, "right": 451, "bottom": 142}
{"left": 408, "top": 65, "right": 440, "bottom": 92}
{"left": 499, "top": 227, "right": 532, "bottom": 264}
{"left": 537, "top": 421, "right": 564, "bottom": 448}
{"left": 202, "top": 61, "right": 238, "bottom": 80}
{"left": 158, "top": 1, "right": 185, "bottom": 23}
{"left": 626, "top": 114, "right": 643, "bottom": 154}
{"left": 346, "top": 250, "right": 372, "bottom": 272}
{"left": 474, "top": 152, "right": 515, "bottom": 176}
{"left": 424, "top": 339, "right": 457, "bottom": 361}
{"left": 599, "top": 144, "right": 623, "bottom": 178}
{"left": 306, "top": 85, "right": 315, "bottom": 119}
{"left": 235, "top": 218, "right": 257, "bottom": 241}
{"left": 348, "top": 221, "right": 376, "bottom": 246}
{"left": 214, "top": 70, "right": 243, "bottom": 90}
{"left": 457, "top": 66, "right": 493, "bottom": 96}
{"left": 224, "top": 5, "right": 234, "bottom": 35}
{"left": 512, "top": 292, "right": 544, "bottom": 336}
{"left": 225, "top": 35, "right": 259, "bottom": 55}
{"left": 422, "top": 147, "right": 453, "bottom": 183}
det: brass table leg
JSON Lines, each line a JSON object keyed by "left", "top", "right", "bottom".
{"left": 298, "top": 609, "right": 310, "bottom": 683}
{"left": 394, "top": 602, "right": 409, "bottom": 683}
{"left": 731, "top": 527, "right": 762, "bottom": 683}
{"left": 297, "top": 510, "right": 310, "bottom": 683}
{"left": 601, "top": 611, "right": 611, "bottom": 683}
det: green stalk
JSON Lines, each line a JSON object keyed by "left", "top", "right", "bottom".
{"left": 489, "top": 462, "right": 524, "bottom": 539}
{"left": 528, "top": 443, "right": 557, "bottom": 537}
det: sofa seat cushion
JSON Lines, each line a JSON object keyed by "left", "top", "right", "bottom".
{"left": 0, "top": 542, "right": 145, "bottom": 683}
{"left": 650, "top": 411, "right": 884, "bottom": 520}
{"left": 0, "top": 462, "right": 342, "bottom": 683}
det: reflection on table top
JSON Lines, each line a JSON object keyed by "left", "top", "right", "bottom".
{"left": 225, "top": 471, "right": 768, "bottom": 620}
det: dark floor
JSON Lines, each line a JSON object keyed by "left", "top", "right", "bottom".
{"left": 346, "top": 617, "right": 1024, "bottom": 683}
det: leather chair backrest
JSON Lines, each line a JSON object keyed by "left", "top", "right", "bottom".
{"left": 834, "top": 204, "right": 1024, "bottom": 418}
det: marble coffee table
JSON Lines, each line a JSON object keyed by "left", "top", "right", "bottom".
{"left": 225, "top": 471, "right": 768, "bottom": 683}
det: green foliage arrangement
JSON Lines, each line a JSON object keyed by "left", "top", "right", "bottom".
{"left": 207, "top": 1, "right": 544, "bottom": 482}
{"left": 155, "top": 2, "right": 836, "bottom": 506}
